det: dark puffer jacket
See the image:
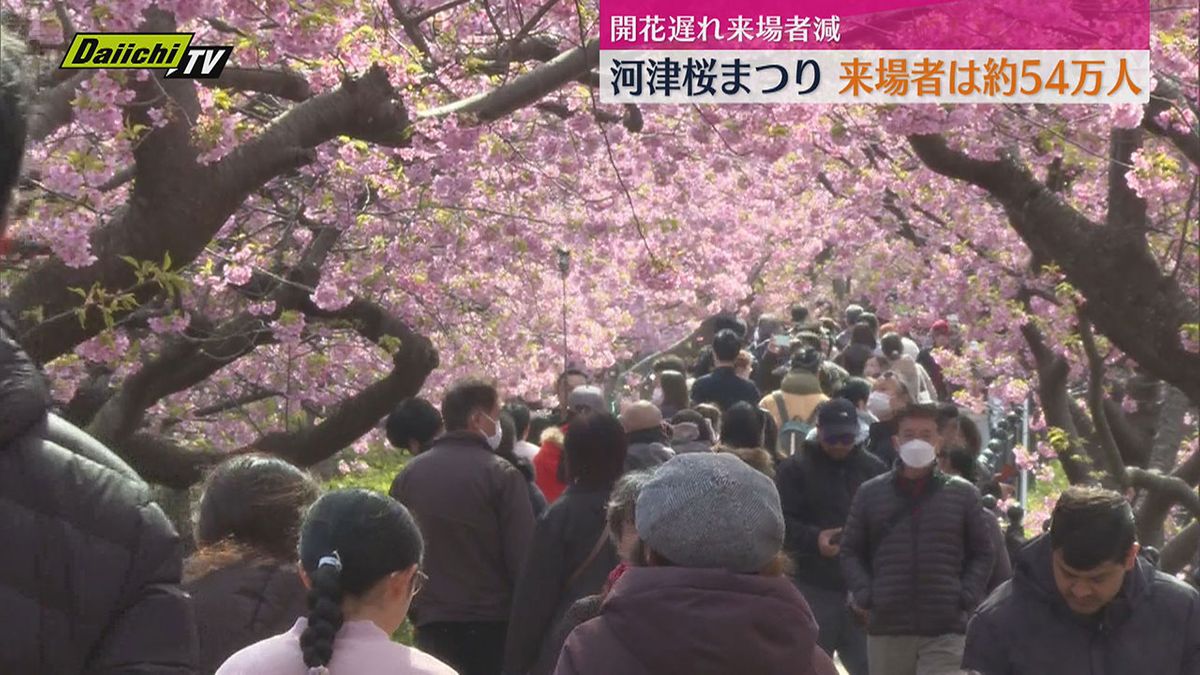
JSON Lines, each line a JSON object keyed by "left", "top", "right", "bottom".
{"left": 839, "top": 469, "right": 994, "bottom": 636}
{"left": 185, "top": 557, "right": 307, "bottom": 674}
{"left": 0, "top": 312, "right": 197, "bottom": 673}
{"left": 963, "top": 535, "right": 1200, "bottom": 675}
{"left": 776, "top": 441, "right": 887, "bottom": 591}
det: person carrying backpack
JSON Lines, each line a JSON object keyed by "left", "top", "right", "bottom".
{"left": 760, "top": 349, "right": 828, "bottom": 458}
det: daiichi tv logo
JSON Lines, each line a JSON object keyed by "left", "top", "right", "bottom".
{"left": 60, "top": 33, "right": 232, "bottom": 79}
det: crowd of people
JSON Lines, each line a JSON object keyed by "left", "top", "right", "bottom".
{"left": 2, "top": 37, "right": 1200, "bottom": 675}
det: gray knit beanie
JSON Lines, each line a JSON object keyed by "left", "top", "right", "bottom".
{"left": 635, "top": 453, "right": 784, "bottom": 574}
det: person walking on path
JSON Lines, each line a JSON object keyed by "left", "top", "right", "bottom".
{"left": 555, "top": 453, "right": 838, "bottom": 675}
{"left": 840, "top": 404, "right": 994, "bottom": 675}
{"left": 777, "top": 399, "right": 887, "bottom": 675}
{"left": 186, "top": 455, "right": 320, "bottom": 674}
{"left": 391, "top": 379, "right": 535, "bottom": 675}
{"left": 504, "top": 412, "right": 628, "bottom": 675}
{"left": 217, "top": 489, "right": 455, "bottom": 674}
{"left": 963, "top": 486, "right": 1200, "bottom": 675}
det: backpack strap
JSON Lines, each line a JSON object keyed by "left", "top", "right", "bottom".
{"left": 566, "top": 528, "right": 611, "bottom": 590}
{"left": 773, "top": 392, "right": 791, "bottom": 422}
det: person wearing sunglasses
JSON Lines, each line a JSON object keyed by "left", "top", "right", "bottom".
{"left": 775, "top": 399, "right": 888, "bottom": 675}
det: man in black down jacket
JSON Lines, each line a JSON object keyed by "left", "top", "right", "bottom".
{"left": 840, "top": 404, "right": 993, "bottom": 675}
{"left": 0, "top": 37, "right": 197, "bottom": 674}
{"left": 963, "top": 486, "right": 1200, "bottom": 675}
{"left": 777, "top": 398, "right": 886, "bottom": 675}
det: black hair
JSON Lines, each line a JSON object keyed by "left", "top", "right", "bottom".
{"left": 720, "top": 402, "right": 764, "bottom": 450}
{"left": 1, "top": 34, "right": 28, "bottom": 221}
{"left": 527, "top": 412, "right": 556, "bottom": 445}
{"left": 652, "top": 354, "right": 687, "bottom": 375}
{"left": 837, "top": 377, "right": 872, "bottom": 407}
{"left": 790, "top": 305, "right": 809, "bottom": 324}
{"left": 850, "top": 323, "right": 877, "bottom": 349}
{"left": 194, "top": 454, "right": 320, "bottom": 561}
{"left": 557, "top": 368, "right": 589, "bottom": 390}
{"left": 504, "top": 401, "right": 531, "bottom": 440}
{"left": 935, "top": 402, "right": 960, "bottom": 430}
{"left": 1050, "top": 486, "right": 1136, "bottom": 569}
{"left": 880, "top": 333, "right": 905, "bottom": 361}
{"left": 858, "top": 312, "right": 879, "bottom": 333}
{"left": 441, "top": 378, "right": 498, "bottom": 432}
{"left": 657, "top": 370, "right": 689, "bottom": 412}
{"left": 385, "top": 397, "right": 443, "bottom": 451}
{"left": 496, "top": 410, "right": 517, "bottom": 461}
{"left": 712, "top": 329, "right": 742, "bottom": 362}
{"left": 671, "top": 408, "right": 714, "bottom": 442}
{"left": 790, "top": 347, "right": 822, "bottom": 374}
{"left": 945, "top": 446, "right": 980, "bottom": 483}
{"left": 894, "top": 402, "right": 940, "bottom": 428}
{"left": 957, "top": 416, "right": 982, "bottom": 456}
{"left": 563, "top": 411, "right": 628, "bottom": 489}
{"left": 712, "top": 315, "right": 747, "bottom": 339}
{"left": 299, "top": 489, "right": 423, "bottom": 670}
{"left": 691, "top": 347, "right": 715, "bottom": 377}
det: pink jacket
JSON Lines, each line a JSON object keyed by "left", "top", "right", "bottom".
{"left": 217, "top": 618, "right": 456, "bottom": 675}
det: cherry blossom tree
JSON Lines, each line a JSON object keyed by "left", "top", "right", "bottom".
{"left": 1, "top": 0, "right": 1195, "bottom": 559}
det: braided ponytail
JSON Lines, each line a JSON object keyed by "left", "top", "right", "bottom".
{"left": 301, "top": 555, "right": 344, "bottom": 672}
{"left": 297, "top": 490, "right": 424, "bottom": 674}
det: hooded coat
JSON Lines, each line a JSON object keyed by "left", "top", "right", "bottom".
{"left": 554, "top": 566, "right": 829, "bottom": 675}
{"left": 963, "top": 535, "right": 1200, "bottom": 675}
{"left": 0, "top": 309, "right": 197, "bottom": 673}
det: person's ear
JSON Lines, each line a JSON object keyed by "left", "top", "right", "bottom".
{"left": 298, "top": 566, "right": 312, "bottom": 591}
{"left": 1125, "top": 543, "right": 1140, "bottom": 570}
{"left": 392, "top": 564, "right": 418, "bottom": 598}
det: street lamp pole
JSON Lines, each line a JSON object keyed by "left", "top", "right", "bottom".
{"left": 556, "top": 248, "right": 571, "bottom": 374}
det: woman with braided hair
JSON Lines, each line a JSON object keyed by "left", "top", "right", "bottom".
{"left": 217, "top": 488, "right": 456, "bottom": 674}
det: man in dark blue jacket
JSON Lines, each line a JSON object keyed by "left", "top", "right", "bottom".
{"left": 690, "top": 329, "right": 760, "bottom": 412}
{"left": 963, "top": 486, "right": 1200, "bottom": 675}
{"left": 777, "top": 398, "right": 886, "bottom": 675}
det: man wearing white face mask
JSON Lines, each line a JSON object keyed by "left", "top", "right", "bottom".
{"left": 391, "top": 378, "right": 535, "bottom": 675}
{"left": 839, "top": 403, "right": 995, "bottom": 675}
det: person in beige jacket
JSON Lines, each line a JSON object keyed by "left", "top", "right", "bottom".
{"left": 760, "top": 349, "right": 829, "bottom": 435}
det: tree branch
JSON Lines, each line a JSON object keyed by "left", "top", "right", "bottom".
{"left": 910, "top": 132, "right": 1200, "bottom": 405}
{"left": 201, "top": 67, "right": 312, "bottom": 101}
{"left": 1143, "top": 80, "right": 1200, "bottom": 169}
{"left": 1077, "top": 312, "right": 1128, "bottom": 487}
{"left": 27, "top": 71, "right": 93, "bottom": 141}
{"left": 1020, "top": 322, "right": 1095, "bottom": 485}
{"left": 420, "top": 39, "right": 599, "bottom": 123}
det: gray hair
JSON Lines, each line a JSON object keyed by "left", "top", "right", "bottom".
{"left": 606, "top": 470, "right": 655, "bottom": 541}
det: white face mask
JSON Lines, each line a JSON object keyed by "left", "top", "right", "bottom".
{"left": 651, "top": 388, "right": 664, "bottom": 406}
{"left": 898, "top": 439, "right": 937, "bottom": 468}
{"left": 481, "top": 413, "right": 502, "bottom": 451}
{"left": 867, "top": 392, "right": 893, "bottom": 418}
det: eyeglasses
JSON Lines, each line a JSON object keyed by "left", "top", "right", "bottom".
{"left": 413, "top": 569, "right": 429, "bottom": 596}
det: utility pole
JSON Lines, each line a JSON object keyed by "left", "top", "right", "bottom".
{"left": 557, "top": 247, "right": 571, "bottom": 374}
